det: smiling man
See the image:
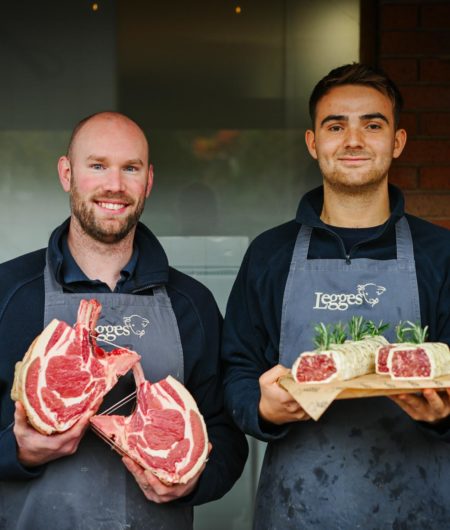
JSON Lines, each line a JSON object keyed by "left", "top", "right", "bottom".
{"left": 0, "top": 112, "right": 248, "bottom": 530}
{"left": 222, "top": 64, "right": 450, "bottom": 528}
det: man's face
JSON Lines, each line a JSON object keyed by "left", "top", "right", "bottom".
{"left": 305, "top": 85, "right": 406, "bottom": 193}
{"left": 59, "top": 115, "right": 153, "bottom": 244}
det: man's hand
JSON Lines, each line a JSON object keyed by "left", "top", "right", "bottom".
{"left": 390, "top": 388, "right": 450, "bottom": 423}
{"left": 258, "top": 364, "right": 310, "bottom": 425}
{"left": 14, "top": 401, "right": 91, "bottom": 467}
{"left": 122, "top": 442, "right": 212, "bottom": 503}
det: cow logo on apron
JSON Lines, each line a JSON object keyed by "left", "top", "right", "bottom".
{"left": 96, "top": 314, "right": 150, "bottom": 342}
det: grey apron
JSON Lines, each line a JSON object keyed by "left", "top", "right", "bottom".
{"left": 1, "top": 258, "right": 193, "bottom": 530}
{"left": 254, "top": 217, "right": 450, "bottom": 529}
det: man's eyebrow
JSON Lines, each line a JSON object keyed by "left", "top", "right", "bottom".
{"left": 320, "top": 112, "right": 390, "bottom": 127}
{"left": 320, "top": 115, "right": 347, "bottom": 127}
{"left": 85, "top": 155, "right": 144, "bottom": 166}
{"left": 360, "top": 112, "right": 390, "bottom": 124}
{"left": 124, "top": 158, "right": 144, "bottom": 166}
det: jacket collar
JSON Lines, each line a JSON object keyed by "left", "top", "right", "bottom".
{"left": 295, "top": 184, "right": 405, "bottom": 230}
{"left": 48, "top": 218, "right": 169, "bottom": 292}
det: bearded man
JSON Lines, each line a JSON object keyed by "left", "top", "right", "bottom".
{"left": 0, "top": 112, "right": 248, "bottom": 530}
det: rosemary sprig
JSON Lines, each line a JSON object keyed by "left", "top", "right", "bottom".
{"left": 348, "top": 316, "right": 366, "bottom": 341}
{"left": 364, "top": 320, "right": 389, "bottom": 337}
{"left": 395, "top": 321, "right": 410, "bottom": 342}
{"left": 313, "top": 323, "right": 333, "bottom": 350}
{"left": 404, "top": 321, "right": 429, "bottom": 344}
{"left": 331, "top": 322, "right": 347, "bottom": 344}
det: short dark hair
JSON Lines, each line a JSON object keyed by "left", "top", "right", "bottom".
{"left": 66, "top": 111, "right": 150, "bottom": 164}
{"left": 309, "top": 63, "right": 404, "bottom": 129}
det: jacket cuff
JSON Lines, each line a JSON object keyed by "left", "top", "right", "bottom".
{"left": 0, "top": 426, "right": 45, "bottom": 480}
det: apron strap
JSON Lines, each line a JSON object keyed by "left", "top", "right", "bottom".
{"left": 44, "top": 250, "right": 169, "bottom": 298}
{"left": 44, "top": 250, "right": 63, "bottom": 294}
{"left": 293, "top": 216, "right": 414, "bottom": 265}
{"left": 291, "top": 225, "right": 312, "bottom": 267}
{"left": 395, "top": 216, "right": 414, "bottom": 261}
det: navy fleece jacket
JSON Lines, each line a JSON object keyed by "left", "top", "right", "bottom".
{"left": 222, "top": 185, "right": 450, "bottom": 441}
{"left": 0, "top": 219, "right": 248, "bottom": 505}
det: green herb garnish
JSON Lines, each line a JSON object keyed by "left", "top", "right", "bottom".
{"left": 313, "top": 323, "right": 333, "bottom": 350}
{"left": 331, "top": 322, "right": 347, "bottom": 344}
{"left": 404, "top": 321, "right": 429, "bottom": 344}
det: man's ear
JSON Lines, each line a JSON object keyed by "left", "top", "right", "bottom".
{"left": 305, "top": 130, "right": 318, "bottom": 160}
{"left": 57, "top": 156, "right": 72, "bottom": 192}
{"left": 145, "top": 164, "right": 154, "bottom": 198}
{"left": 393, "top": 128, "right": 407, "bottom": 159}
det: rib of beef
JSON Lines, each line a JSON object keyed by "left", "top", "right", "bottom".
{"left": 90, "top": 363, "right": 209, "bottom": 485}
{"left": 11, "top": 299, "right": 141, "bottom": 435}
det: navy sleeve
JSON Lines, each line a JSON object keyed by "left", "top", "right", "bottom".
{"left": 168, "top": 275, "right": 248, "bottom": 506}
{"left": 0, "top": 257, "right": 46, "bottom": 480}
{"left": 0, "top": 426, "right": 44, "bottom": 480}
{"left": 221, "top": 245, "right": 291, "bottom": 442}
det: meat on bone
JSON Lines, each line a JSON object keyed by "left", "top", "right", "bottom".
{"left": 11, "top": 299, "right": 141, "bottom": 435}
{"left": 90, "top": 363, "right": 209, "bottom": 485}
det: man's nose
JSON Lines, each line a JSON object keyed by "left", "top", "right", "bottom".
{"left": 104, "top": 168, "right": 125, "bottom": 192}
{"left": 344, "top": 127, "right": 364, "bottom": 148}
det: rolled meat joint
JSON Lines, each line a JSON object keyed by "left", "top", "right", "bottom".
{"left": 11, "top": 299, "right": 141, "bottom": 435}
{"left": 90, "top": 363, "right": 209, "bottom": 485}
{"left": 375, "top": 322, "right": 414, "bottom": 375}
{"left": 292, "top": 335, "right": 388, "bottom": 384}
{"left": 389, "top": 343, "right": 450, "bottom": 380}
{"left": 376, "top": 321, "right": 450, "bottom": 379}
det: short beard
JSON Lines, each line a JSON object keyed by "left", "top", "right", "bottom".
{"left": 70, "top": 184, "right": 145, "bottom": 244}
{"left": 321, "top": 167, "right": 388, "bottom": 197}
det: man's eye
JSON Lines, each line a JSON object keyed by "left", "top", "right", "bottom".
{"left": 91, "top": 163, "right": 104, "bottom": 170}
{"left": 367, "top": 123, "right": 382, "bottom": 130}
{"left": 328, "top": 125, "right": 343, "bottom": 132}
{"left": 124, "top": 166, "right": 138, "bottom": 172}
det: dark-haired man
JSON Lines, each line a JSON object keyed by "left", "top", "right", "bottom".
{"left": 0, "top": 112, "right": 248, "bottom": 530}
{"left": 222, "top": 63, "right": 450, "bottom": 528}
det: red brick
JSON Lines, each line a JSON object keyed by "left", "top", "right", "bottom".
{"left": 419, "top": 167, "right": 450, "bottom": 188}
{"left": 402, "top": 86, "right": 450, "bottom": 111}
{"left": 389, "top": 165, "right": 418, "bottom": 189}
{"left": 404, "top": 192, "right": 450, "bottom": 217}
{"left": 401, "top": 140, "right": 450, "bottom": 163}
{"left": 381, "top": 4, "right": 418, "bottom": 29}
{"left": 422, "top": 4, "right": 450, "bottom": 29}
{"left": 420, "top": 58, "right": 450, "bottom": 82}
{"left": 399, "top": 112, "right": 418, "bottom": 135}
{"left": 420, "top": 113, "right": 450, "bottom": 136}
{"left": 380, "top": 30, "right": 450, "bottom": 54}
{"left": 380, "top": 58, "right": 418, "bottom": 83}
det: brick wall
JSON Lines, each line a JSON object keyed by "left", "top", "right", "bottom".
{"left": 376, "top": 0, "right": 450, "bottom": 229}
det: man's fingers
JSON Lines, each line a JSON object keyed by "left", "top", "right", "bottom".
{"left": 260, "top": 364, "right": 290, "bottom": 385}
{"left": 14, "top": 401, "right": 28, "bottom": 425}
{"left": 422, "top": 389, "right": 446, "bottom": 412}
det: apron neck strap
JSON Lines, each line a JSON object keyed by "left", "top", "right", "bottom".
{"left": 44, "top": 250, "right": 63, "bottom": 294}
{"left": 395, "top": 216, "right": 414, "bottom": 260}
{"left": 292, "top": 216, "right": 413, "bottom": 263}
{"left": 44, "top": 250, "right": 169, "bottom": 297}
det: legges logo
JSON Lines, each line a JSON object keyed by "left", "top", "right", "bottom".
{"left": 314, "top": 283, "right": 386, "bottom": 311}
{"left": 96, "top": 314, "right": 150, "bottom": 342}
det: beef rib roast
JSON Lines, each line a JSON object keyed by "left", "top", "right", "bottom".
{"left": 11, "top": 299, "right": 140, "bottom": 435}
{"left": 90, "top": 363, "right": 209, "bottom": 484}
